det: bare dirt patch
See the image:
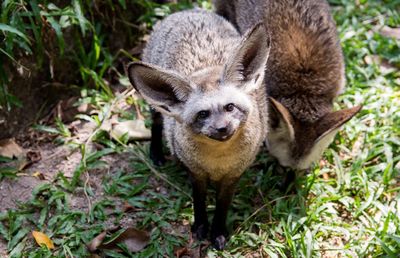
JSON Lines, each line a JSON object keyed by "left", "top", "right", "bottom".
{"left": 0, "top": 123, "right": 139, "bottom": 255}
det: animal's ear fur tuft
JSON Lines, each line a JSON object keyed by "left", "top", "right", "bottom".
{"left": 223, "top": 23, "right": 271, "bottom": 91}
{"left": 127, "top": 62, "right": 193, "bottom": 115}
{"left": 315, "top": 105, "right": 362, "bottom": 143}
{"left": 268, "top": 97, "right": 295, "bottom": 141}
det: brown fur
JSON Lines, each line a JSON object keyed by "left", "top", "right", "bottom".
{"left": 214, "top": 0, "right": 361, "bottom": 169}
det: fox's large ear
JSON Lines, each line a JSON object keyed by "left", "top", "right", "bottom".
{"left": 128, "top": 62, "right": 193, "bottom": 116}
{"left": 222, "top": 23, "right": 271, "bottom": 92}
{"left": 315, "top": 105, "right": 362, "bottom": 143}
{"left": 268, "top": 97, "right": 295, "bottom": 141}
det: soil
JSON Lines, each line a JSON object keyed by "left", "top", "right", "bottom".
{"left": 0, "top": 109, "right": 194, "bottom": 256}
{"left": 0, "top": 0, "right": 147, "bottom": 141}
{"left": 0, "top": 54, "right": 80, "bottom": 140}
{"left": 0, "top": 108, "right": 137, "bottom": 253}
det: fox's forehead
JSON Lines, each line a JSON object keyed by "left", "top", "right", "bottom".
{"left": 182, "top": 86, "right": 253, "bottom": 119}
{"left": 190, "top": 66, "right": 223, "bottom": 93}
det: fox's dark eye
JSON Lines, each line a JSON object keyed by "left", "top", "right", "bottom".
{"left": 198, "top": 110, "right": 210, "bottom": 119}
{"left": 224, "top": 103, "right": 235, "bottom": 112}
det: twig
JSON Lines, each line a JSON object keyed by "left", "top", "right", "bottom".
{"left": 78, "top": 88, "right": 135, "bottom": 211}
{"left": 234, "top": 195, "right": 292, "bottom": 234}
{"left": 129, "top": 145, "right": 192, "bottom": 200}
{"left": 83, "top": 171, "right": 92, "bottom": 214}
{"left": 83, "top": 89, "right": 133, "bottom": 145}
{"left": 41, "top": 146, "right": 69, "bottom": 162}
{"left": 115, "top": 18, "right": 142, "bottom": 29}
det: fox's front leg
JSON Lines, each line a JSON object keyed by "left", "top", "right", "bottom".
{"left": 276, "top": 165, "right": 296, "bottom": 192}
{"left": 190, "top": 175, "right": 209, "bottom": 240}
{"left": 150, "top": 110, "right": 166, "bottom": 166}
{"left": 211, "top": 176, "right": 239, "bottom": 250}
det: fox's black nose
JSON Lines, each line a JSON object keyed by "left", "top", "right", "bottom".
{"left": 217, "top": 127, "right": 227, "bottom": 133}
{"left": 208, "top": 126, "right": 233, "bottom": 141}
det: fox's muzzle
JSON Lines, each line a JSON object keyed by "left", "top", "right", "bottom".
{"left": 207, "top": 126, "right": 235, "bottom": 141}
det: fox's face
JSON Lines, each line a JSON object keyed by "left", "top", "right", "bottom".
{"left": 128, "top": 24, "right": 270, "bottom": 143}
{"left": 267, "top": 97, "right": 361, "bottom": 170}
{"left": 183, "top": 70, "right": 252, "bottom": 142}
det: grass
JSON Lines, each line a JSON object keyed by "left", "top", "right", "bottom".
{"left": 0, "top": 0, "right": 199, "bottom": 111}
{"left": 1, "top": 0, "right": 400, "bottom": 257}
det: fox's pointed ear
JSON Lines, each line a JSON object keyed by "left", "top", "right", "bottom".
{"left": 315, "top": 105, "right": 362, "bottom": 143}
{"left": 223, "top": 23, "right": 271, "bottom": 92}
{"left": 128, "top": 62, "right": 193, "bottom": 116}
{"left": 268, "top": 97, "right": 295, "bottom": 141}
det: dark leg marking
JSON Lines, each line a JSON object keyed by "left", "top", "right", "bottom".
{"left": 150, "top": 109, "right": 166, "bottom": 166}
{"left": 211, "top": 177, "right": 239, "bottom": 250}
{"left": 190, "top": 175, "right": 209, "bottom": 240}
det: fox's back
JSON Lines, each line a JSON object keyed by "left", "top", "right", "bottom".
{"left": 215, "top": 0, "right": 344, "bottom": 122}
{"left": 263, "top": 0, "right": 344, "bottom": 122}
{"left": 143, "top": 9, "right": 240, "bottom": 76}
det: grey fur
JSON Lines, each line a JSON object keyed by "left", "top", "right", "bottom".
{"left": 137, "top": 10, "right": 269, "bottom": 179}
{"left": 214, "top": 0, "right": 361, "bottom": 169}
{"left": 143, "top": 9, "right": 239, "bottom": 76}
{"left": 128, "top": 9, "right": 270, "bottom": 248}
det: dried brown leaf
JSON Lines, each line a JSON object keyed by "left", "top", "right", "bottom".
{"left": 32, "top": 171, "right": 46, "bottom": 180}
{"left": 27, "top": 150, "right": 41, "bottom": 163}
{"left": 379, "top": 25, "right": 400, "bottom": 40}
{"left": 175, "top": 246, "right": 189, "bottom": 258}
{"left": 111, "top": 120, "right": 151, "bottom": 141}
{"left": 18, "top": 159, "right": 32, "bottom": 171}
{"left": 123, "top": 202, "right": 135, "bottom": 213}
{"left": 102, "top": 228, "right": 150, "bottom": 253}
{"left": 364, "top": 54, "right": 399, "bottom": 73}
{"left": 87, "top": 231, "right": 107, "bottom": 252}
{"left": 0, "top": 138, "right": 24, "bottom": 159}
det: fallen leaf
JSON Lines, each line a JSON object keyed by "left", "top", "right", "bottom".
{"left": 363, "top": 55, "right": 380, "bottom": 65}
{"left": 129, "top": 41, "right": 146, "bottom": 56}
{"left": 364, "top": 55, "right": 399, "bottom": 74}
{"left": 102, "top": 228, "right": 150, "bottom": 253}
{"left": 319, "top": 159, "right": 327, "bottom": 168}
{"left": 16, "top": 150, "right": 42, "bottom": 171}
{"left": 32, "top": 231, "right": 54, "bottom": 249}
{"left": 87, "top": 231, "right": 107, "bottom": 252}
{"left": 77, "top": 103, "right": 94, "bottom": 114}
{"left": 123, "top": 202, "right": 135, "bottom": 212}
{"left": 111, "top": 120, "right": 151, "bottom": 141}
{"left": 175, "top": 246, "right": 189, "bottom": 258}
{"left": 26, "top": 150, "right": 41, "bottom": 163}
{"left": 99, "top": 115, "right": 118, "bottom": 132}
{"left": 175, "top": 233, "right": 204, "bottom": 258}
{"left": 0, "top": 139, "right": 24, "bottom": 159}
{"left": 379, "top": 25, "right": 400, "bottom": 40}
{"left": 87, "top": 227, "right": 150, "bottom": 254}
{"left": 32, "top": 171, "right": 46, "bottom": 180}
{"left": 18, "top": 159, "right": 31, "bottom": 171}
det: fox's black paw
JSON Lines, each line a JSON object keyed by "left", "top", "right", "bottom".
{"left": 276, "top": 168, "right": 296, "bottom": 193}
{"left": 212, "top": 235, "right": 226, "bottom": 250}
{"left": 150, "top": 152, "right": 166, "bottom": 166}
{"left": 191, "top": 223, "right": 209, "bottom": 240}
